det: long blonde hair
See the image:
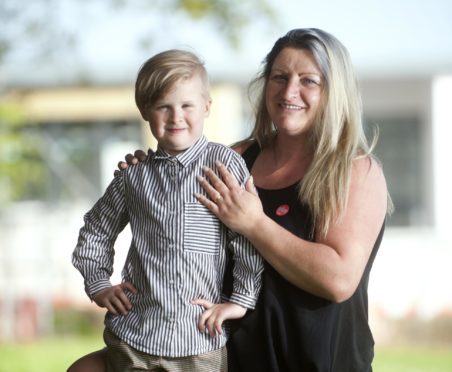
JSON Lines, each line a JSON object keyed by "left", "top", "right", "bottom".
{"left": 246, "top": 28, "right": 375, "bottom": 237}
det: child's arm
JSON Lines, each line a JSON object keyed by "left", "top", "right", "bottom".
{"left": 191, "top": 299, "right": 246, "bottom": 337}
{"left": 193, "top": 152, "right": 264, "bottom": 337}
{"left": 72, "top": 172, "right": 130, "bottom": 303}
{"left": 221, "top": 153, "right": 264, "bottom": 309}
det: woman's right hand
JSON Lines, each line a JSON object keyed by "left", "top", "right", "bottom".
{"left": 196, "top": 161, "right": 265, "bottom": 236}
{"left": 115, "top": 149, "right": 147, "bottom": 174}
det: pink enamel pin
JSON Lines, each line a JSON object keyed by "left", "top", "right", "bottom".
{"left": 275, "top": 204, "right": 290, "bottom": 217}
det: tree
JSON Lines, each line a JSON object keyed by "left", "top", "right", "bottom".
{"left": 0, "top": 0, "right": 277, "bottom": 65}
{"left": 0, "top": 103, "right": 47, "bottom": 204}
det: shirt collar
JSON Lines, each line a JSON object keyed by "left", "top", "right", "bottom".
{"left": 153, "top": 136, "right": 208, "bottom": 168}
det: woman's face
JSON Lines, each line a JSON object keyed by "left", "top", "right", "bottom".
{"left": 265, "top": 47, "right": 324, "bottom": 137}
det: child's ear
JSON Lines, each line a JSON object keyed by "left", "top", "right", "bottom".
{"left": 204, "top": 98, "right": 212, "bottom": 117}
{"left": 139, "top": 108, "right": 148, "bottom": 121}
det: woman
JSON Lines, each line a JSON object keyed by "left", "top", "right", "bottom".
{"left": 68, "top": 28, "right": 390, "bottom": 371}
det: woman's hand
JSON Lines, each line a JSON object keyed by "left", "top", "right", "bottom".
{"left": 192, "top": 298, "right": 247, "bottom": 337}
{"left": 115, "top": 149, "right": 147, "bottom": 175}
{"left": 195, "top": 161, "right": 264, "bottom": 236}
{"left": 92, "top": 282, "right": 137, "bottom": 315}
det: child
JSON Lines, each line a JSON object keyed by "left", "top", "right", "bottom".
{"left": 72, "top": 49, "right": 263, "bottom": 371}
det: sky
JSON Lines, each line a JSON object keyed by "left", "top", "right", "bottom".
{"left": 1, "top": 0, "right": 452, "bottom": 86}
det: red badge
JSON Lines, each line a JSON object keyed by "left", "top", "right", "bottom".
{"left": 275, "top": 204, "right": 290, "bottom": 217}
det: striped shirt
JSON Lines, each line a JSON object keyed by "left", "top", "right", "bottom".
{"left": 72, "top": 136, "right": 263, "bottom": 357}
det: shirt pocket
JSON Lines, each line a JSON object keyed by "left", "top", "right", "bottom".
{"left": 184, "top": 203, "right": 221, "bottom": 254}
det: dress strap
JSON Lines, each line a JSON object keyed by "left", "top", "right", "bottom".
{"left": 241, "top": 141, "right": 261, "bottom": 171}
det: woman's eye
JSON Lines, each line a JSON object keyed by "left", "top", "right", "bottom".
{"left": 302, "top": 77, "right": 320, "bottom": 86}
{"left": 271, "top": 74, "right": 287, "bottom": 82}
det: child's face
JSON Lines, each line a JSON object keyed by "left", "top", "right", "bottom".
{"left": 147, "top": 76, "right": 211, "bottom": 155}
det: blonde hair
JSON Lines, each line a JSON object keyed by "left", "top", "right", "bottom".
{"left": 246, "top": 28, "right": 377, "bottom": 237}
{"left": 135, "top": 49, "right": 210, "bottom": 117}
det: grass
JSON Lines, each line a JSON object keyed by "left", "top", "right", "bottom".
{"left": 373, "top": 345, "right": 452, "bottom": 372}
{"left": 0, "top": 335, "right": 104, "bottom": 372}
{"left": 1, "top": 337, "right": 452, "bottom": 372}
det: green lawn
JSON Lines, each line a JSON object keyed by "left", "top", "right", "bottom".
{"left": 373, "top": 345, "right": 452, "bottom": 372}
{"left": 0, "top": 336, "right": 104, "bottom": 372}
{"left": 0, "top": 337, "right": 451, "bottom": 372}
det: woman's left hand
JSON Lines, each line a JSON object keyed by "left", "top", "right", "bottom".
{"left": 196, "top": 161, "right": 264, "bottom": 236}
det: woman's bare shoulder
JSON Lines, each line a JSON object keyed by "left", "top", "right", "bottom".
{"left": 352, "top": 156, "right": 386, "bottom": 186}
{"left": 350, "top": 155, "right": 388, "bottom": 213}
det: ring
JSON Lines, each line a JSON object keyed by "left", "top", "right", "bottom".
{"left": 215, "top": 194, "right": 223, "bottom": 203}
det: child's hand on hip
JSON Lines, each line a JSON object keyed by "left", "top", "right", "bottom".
{"left": 93, "top": 282, "right": 137, "bottom": 315}
{"left": 192, "top": 298, "right": 246, "bottom": 337}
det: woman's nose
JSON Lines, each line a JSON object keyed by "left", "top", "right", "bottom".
{"left": 283, "top": 78, "right": 299, "bottom": 99}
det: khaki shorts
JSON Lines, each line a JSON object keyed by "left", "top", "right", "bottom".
{"left": 103, "top": 327, "right": 227, "bottom": 372}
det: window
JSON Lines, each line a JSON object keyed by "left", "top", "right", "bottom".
{"left": 3, "top": 120, "right": 142, "bottom": 203}
{"left": 364, "top": 116, "right": 430, "bottom": 227}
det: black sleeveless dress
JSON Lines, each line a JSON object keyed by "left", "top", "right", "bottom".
{"left": 226, "top": 142, "right": 385, "bottom": 372}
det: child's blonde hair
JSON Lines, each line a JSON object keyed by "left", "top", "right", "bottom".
{"left": 135, "top": 49, "right": 210, "bottom": 118}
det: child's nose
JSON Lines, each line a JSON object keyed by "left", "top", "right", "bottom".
{"left": 170, "top": 108, "right": 183, "bottom": 123}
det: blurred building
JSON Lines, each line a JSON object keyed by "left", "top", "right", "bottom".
{"left": 360, "top": 76, "right": 452, "bottom": 343}
{"left": 0, "top": 75, "right": 451, "bottom": 342}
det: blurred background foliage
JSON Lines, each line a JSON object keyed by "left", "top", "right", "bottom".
{"left": 0, "top": 103, "right": 47, "bottom": 203}
{"left": 0, "top": 0, "right": 277, "bottom": 64}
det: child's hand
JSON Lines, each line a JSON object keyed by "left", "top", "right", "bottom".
{"left": 191, "top": 299, "right": 247, "bottom": 337}
{"left": 92, "top": 282, "right": 137, "bottom": 315}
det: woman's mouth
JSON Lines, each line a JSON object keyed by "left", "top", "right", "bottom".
{"left": 280, "top": 103, "right": 304, "bottom": 110}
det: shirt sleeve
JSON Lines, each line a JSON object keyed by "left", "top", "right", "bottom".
{"left": 72, "top": 171, "right": 129, "bottom": 300}
{"left": 224, "top": 152, "right": 263, "bottom": 309}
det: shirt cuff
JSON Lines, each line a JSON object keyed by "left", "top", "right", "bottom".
{"left": 85, "top": 278, "right": 112, "bottom": 300}
{"left": 229, "top": 292, "right": 258, "bottom": 309}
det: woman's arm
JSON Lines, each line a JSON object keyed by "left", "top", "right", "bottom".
{"left": 196, "top": 156, "right": 388, "bottom": 303}
{"left": 116, "top": 141, "right": 248, "bottom": 171}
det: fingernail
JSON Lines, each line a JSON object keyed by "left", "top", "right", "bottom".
{"left": 215, "top": 160, "right": 223, "bottom": 167}
{"left": 202, "top": 166, "right": 209, "bottom": 172}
